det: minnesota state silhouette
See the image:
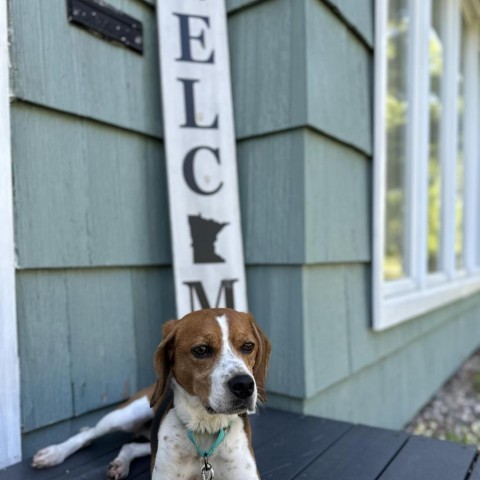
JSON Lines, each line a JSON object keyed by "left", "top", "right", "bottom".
{"left": 188, "top": 214, "right": 229, "bottom": 263}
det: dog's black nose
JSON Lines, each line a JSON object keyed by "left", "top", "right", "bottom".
{"left": 228, "top": 375, "right": 255, "bottom": 399}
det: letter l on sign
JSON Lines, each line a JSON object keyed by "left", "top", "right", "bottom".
{"left": 156, "top": 1, "right": 248, "bottom": 317}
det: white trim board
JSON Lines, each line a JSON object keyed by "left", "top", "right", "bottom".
{"left": 0, "top": 0, "right": 21, "bottom": 468}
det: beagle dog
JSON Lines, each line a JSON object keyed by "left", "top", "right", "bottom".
{"left": 150, "top": 308, "right": 271, "bottom": 479}
{"left": 31, "top": 308, "right": 270, "bottom": 480}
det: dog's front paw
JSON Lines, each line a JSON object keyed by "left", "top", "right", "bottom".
{"left": 108, "top": 458, "right": 130, "bottom": 480}
{"left": 31, "top": 445, "right": 66, "bottom": 468}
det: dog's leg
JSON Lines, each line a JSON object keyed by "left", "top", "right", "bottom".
{"left": 32, "top": 396, "right": 153, "bottom": 468}
{"left": 107, "top": 442, "right": 151, "bottom": 480}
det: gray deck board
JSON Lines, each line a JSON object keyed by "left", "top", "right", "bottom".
{"left": 254, "top": 416, "right": 353, "bottom": 479}
{"left": 1, "top": 409, "right": 477, "bottom": 480}
{"left": 298, "top": 424, "right": 409, "bottom": 480}
{"left": 378, "top": 435, "right": 477, "bottom": 480}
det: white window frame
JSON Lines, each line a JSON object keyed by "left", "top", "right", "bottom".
{"left": 373, "top": 0, "right": 480, "bottom": 330}
{"left": 0, "top": 0, "right": 21, "bottom": 468}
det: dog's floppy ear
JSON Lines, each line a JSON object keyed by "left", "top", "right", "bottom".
{"left": 150, "top": 320, "right": 177, "bottom": 408}
{"left": 250, "top": 314, "right": 272, "bottom": 402}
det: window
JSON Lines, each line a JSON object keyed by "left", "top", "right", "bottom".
{"left": 373, "top": 0, "right": 480, "bottom": 330}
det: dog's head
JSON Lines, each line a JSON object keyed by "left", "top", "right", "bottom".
{"left": 150, "top": 308, "right": 271, "bottom": 415}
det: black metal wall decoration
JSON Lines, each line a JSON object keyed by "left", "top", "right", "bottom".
{"left": 67, "top": 0, "right": 143, "bottom": 54}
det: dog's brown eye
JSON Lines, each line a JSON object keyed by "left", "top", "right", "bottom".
{"left": 192, "top": 345, "right": 211, "bottom": 358}
{"left": 241, "top": 342, "right": 255, "bottom": 353}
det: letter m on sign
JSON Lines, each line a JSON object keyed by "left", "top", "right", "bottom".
{"left": 184, "top": 279, "right": 238, "bottom": 311}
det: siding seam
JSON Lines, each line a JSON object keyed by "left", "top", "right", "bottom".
{"left": 238, "top": 124, "right": 372, "bottom": 158}
{"left": 320, "top": 0, "right": 374, "bottom": 51}
{"left": 10, "top": 98, "right": 164, "bottom": 142}
{"left": 15, "top": 260, "right": 375, "bottom": 272}
{"left": 227, "top": 0, "right": 275, "bottom": 17}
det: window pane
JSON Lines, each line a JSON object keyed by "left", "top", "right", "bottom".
{"left": 384, "top": 0, "right": 410, "bottom": 281}
{"left": 456, "top": 19, "right": 466, "bottom": 270}
{"left": 427, "top": 2, "right": 444, "bottom": 273}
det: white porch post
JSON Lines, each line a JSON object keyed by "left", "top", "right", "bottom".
{"left": 0, "top": 0, "right": 21, "bottom": 468}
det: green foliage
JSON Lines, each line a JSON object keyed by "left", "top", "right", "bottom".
{"left": 427, "top": 160, "right": 441, "bottom": 271}
{"left": 473, "top": 372, "right": 480, "bottom": 394}
{"left": 444, "top": 431, "right": 472, "bottom": 445}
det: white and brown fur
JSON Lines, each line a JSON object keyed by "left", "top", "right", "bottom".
{"left": 32, "top": 308, "right": 271, "bottom": 479}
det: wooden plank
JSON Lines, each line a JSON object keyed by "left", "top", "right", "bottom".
{"left": 246, "top": 266, "right": 305, "bottom": 398}
{"left": 379, "top": 436, "right": 477, "bottom": 480}
{"left": 302, "top": 265, "right": 353, "bottom": 395}
{"left": 304, "top": 131, "right": 370, "bottom": 263}
{"left": 131, "top": 470, "right": 150, "bottom": 480}
{"left": 305, "top": 0, "right": 372, "bottom": 155}
{"left": 324, "top": 0, "right": 374, "bottom": 46}
{"left": 126, "top": 456, "right": 150, "bottom": 479}
{"left": 66, "top": 270, "right": 137, "bottom": 416}
{"left": 12, "top": 103, "right": 170, "bottom": 269}
{"left": 228, "top": 0, "right": 307, "bottom": 140}
{"left": 0, "top": 0, "right": 21, "bottom": 468}
{"left": 237, "top": 131, "right": 305, "bottom": 265}
{"left": 250, "top": 407, "right": 304, "bottom": 448}
{"left": 255, "top": 416, "right": 352, "bottom": 479}
{"left": 300, "top": 425, "right": 409, "bottom": 479}
{"left": 17, "top": 272, "right": 74, "bottom": 432}
{"left": 9, "top": 0, "right": 162, "bottom": 137}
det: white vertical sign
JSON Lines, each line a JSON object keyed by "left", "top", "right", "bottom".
{"left": 157, "top": 0, "right": 247, "bottom": 317}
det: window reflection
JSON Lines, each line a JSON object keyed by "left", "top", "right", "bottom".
{"left": 384, "top": 0, "right": 410, "bottom": 281}
{"left": 427, "top": 2, "right": 444, "bottom": 273}
{"left": 455, "top": 20, "right": 466, "bottom": 270}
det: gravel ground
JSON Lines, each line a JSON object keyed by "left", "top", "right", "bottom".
{"left": 406, "top": 349, "right": 480, "bottom": 446}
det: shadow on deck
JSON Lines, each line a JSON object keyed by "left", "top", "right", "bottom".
{"left": 1, "top": 408, "right": 479, "bottom": 479}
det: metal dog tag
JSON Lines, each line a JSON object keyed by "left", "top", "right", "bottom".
{"left": 201, "top": 462, "right": 214, "bottom": 480}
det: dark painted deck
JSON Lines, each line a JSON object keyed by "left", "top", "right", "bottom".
{"left": 1, "top": 408, "right": 479, "bottom": 479}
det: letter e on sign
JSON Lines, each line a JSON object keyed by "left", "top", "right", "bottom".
{"left": 156, "top": 1, "right": 247, "bottom": 317}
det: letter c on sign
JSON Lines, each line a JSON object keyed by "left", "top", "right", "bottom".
{"left": 183, "top": 146, "right": 223, "bottom": 195}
